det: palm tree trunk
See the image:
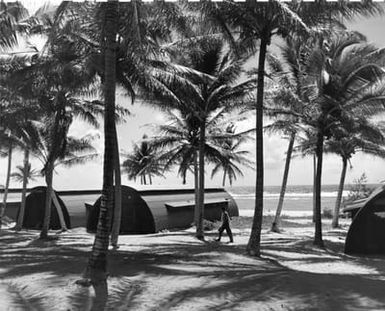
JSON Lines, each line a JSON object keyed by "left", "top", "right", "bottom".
{"left": 52, "top": 192, "right": 67, "bottom": 231}
{"left": 247, "top": 33, "right": 268, "bottom": 256}
{"left": 314, "top": 129, "right": 324, "bottom": 247}
{"left": 0, "top": 142, "right": 13, "bottom": 229}
{"left": 196, "top": 121, "right": 206, "bottom": 240}
{"left": 40, "top": 161, "right": 54, "bottom": 239}
{"left": 332, "top": 157, "right": 347, "bottom": 228}
{"left": 149, "top": 174, "right": 152, "bottom": 185}
{"left": 15, "top": 148, "right": 29, "bottom": 231}
{"left": 80, "top": 1, "right": 119, "bottom": 304}
{"left": 271, "top": 132, "right": 295, "bottom": 233}
{"left": 111, "top": 124, "right": 122, "bottom": 249}
{"left": 143, "top": 174, "right": 147, "bottom": 185}
{"left": 222, "top": 168, "right": 226, "bottom": 187}
{"left": 193, "top": 150, "right": 199, "bottom": 225}
{"left": 313, "top": 154, "right": 317, "bottom": 223}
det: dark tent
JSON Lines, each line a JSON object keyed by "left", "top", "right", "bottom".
{"left": 86, "top": 185, "right": 239, "bottom": 234}
{"left": 345, "top": 185, "right": 385, "bottom": 254}
{"left": 21, "top": 186, "right": 71, "bottom": 230}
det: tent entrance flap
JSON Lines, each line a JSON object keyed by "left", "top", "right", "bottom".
{"left": 165, "top": 199, "right": 229, "bottom": 211}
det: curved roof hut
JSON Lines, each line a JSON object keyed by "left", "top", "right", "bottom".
{"left": 345, "top": 185, "right": 385, "bottom": 254}
{"left": 21, "top": 186, "right": 71, "bottom": 230}
{"left": 86, "top": 185, "right": 238, "bottom": 234}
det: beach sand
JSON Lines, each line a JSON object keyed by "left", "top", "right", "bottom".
{"left": 1, "top": 215, "right": 385, "bottom": 311}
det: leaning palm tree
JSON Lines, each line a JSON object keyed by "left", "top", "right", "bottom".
{"left": 31, "top": 121, "right": 98, "bottom": 237}
{"left": 264, "top": 41, "right": 310, "bottom": 233}
{"left": 324, "top": 118, "right": 385, "bottom": 228}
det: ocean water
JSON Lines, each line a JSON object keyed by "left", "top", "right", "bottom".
{"left": 227, "top": 184, "right": 380, "bottom": 217}
{"left": 2, "top": 184, "right": 380, "bottom": 219}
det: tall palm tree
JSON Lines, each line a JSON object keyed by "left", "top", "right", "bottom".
{"left": 196, "top": 0, "right": 309, "bottom": 255}
{"left": 147, "top": 40, "right": 255, "bottom": 240}
{"left": 5, "top": 31, "right": 102, "bottom": 238}
{"left": 302, "top": 32, "right": 385, "bottom": 246}
{"left": 79, "top": 2, "right": 118, "bottom": 306}
{"left": 198, "top": 0, "right": 383, "bottom": 256}
{"left": 324, "top": 118, "right": 385, "bottom": 228}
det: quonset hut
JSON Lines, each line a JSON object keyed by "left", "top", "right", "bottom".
{"left": 345, "top": 185, "right": 385, "bottom": 254}
{"left": 86, "top": 185, "right": 238, "bottom": 234}
{"left": 21, "top": 186, "right": 71, "bottom": 230}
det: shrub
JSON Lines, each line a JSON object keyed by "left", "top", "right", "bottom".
{"left": 343, "top": 173, "right": 375, "bottom": 206}
{"left": 322, "top": 208, "right": 333, "bottom": 219}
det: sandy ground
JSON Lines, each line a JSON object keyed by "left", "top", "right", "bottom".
{"left": 1, "top": 216, "right": 385, "bottom": 311}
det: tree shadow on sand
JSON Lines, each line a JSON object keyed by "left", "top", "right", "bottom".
{"left": 2, "top": 229, "right": 385, "bottom": 310}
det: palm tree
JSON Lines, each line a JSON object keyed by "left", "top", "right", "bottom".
{"left": 39, "top": 0, "right": 191, "bottom": 253}
{"left": 31, "top": 122, "right": 98, "bottom": 235}
{"left": 10, "top": 163, "right": 39, "bottom": 184}
{"left": 149, "top": 109, "right": 253, "bottom": 234}
{"left": 0, "top": 1, "right": 29, "bottom": 50}
{"left": 197, "top": 0, "right": 383, "bottom": 256}
{"left": 147, "top": 40, "right": 254, "bottom": 240}
{"left": 302, "top": 32, "right": 385, "bottom": 246}
{"left": 122, "top": 134, "right": 165, "bottom": 185}
{"left": 0, "top": 96, "right": 42, "bottom": 230}
{"left": 11, "top": 158, "right": 40, "bottom": 231}
{"left": 324, "top": 118, "right": 385, "bottom": 228}
{"left": 110, "top": 122, "right": 122, "bottom": 250}
{"left": 5, "top": 31, "right": 102, "bottom": 238}
{"left": 79, "top": 2, "right": 119, "bottom": 306}
{"left": 195, "top": 0, "right": 310, "bottom": 255}
{"left": 264, "top": 41, "right": 310, "bottom": 233}
{"left": 210, "top": 124, "right": 254, "bottom": 187}
{"left": 0, "top": 132, "right": 13, "bottom": 228}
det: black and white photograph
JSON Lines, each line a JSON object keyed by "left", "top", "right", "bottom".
{"left": 1, "top": 0, "right": 385, "bottom": 310}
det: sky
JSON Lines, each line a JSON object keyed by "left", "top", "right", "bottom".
{"left": 2, "top": 1, "right": 385, "bottom": 190}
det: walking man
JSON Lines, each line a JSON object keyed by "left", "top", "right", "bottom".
{"left": 216, "top": 206, "right": 233, "bottom": 243}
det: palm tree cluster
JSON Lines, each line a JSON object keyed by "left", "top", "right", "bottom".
{"left": 267, "top": 31, "right": 385, "bottom": 244}
{"left": 2, "top": 0, "right": 385, "bottom": 306}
